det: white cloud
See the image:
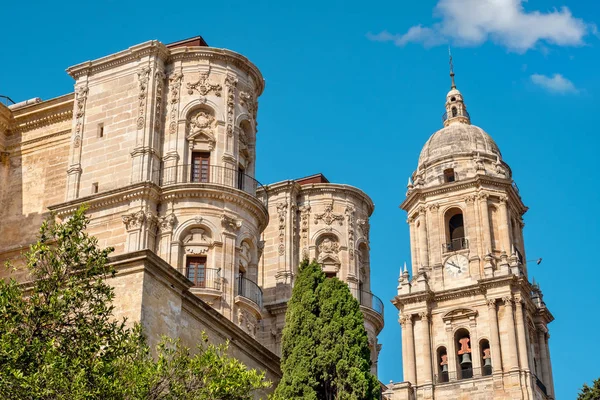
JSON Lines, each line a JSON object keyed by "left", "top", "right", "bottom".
{"left": 368, "top": 0, "right": 593, "bottom": 53}
{"left": 530, "top": 73, "right": 578, "bottom": 94}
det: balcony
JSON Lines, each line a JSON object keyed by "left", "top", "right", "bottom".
{"left": 157, "top": 164, "right": 267, "bottom": 206}
{"left": 359, "top": 290, "right": 384, "bottom": 317}
{"left": 443, "top": 237, "right": 468, "bottom": 253}
{"left": 358, "top": 290, "right": 385, "bottom": 333}
{"left": 236, "top": 277, "right": 263, "bottom": 309}
{"left": 188, "top": 268, "right": 223, "bottom": 299}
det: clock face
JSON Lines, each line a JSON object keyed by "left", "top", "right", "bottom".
{"left": 444, "top": 254, "right": 469, "bottom": 278}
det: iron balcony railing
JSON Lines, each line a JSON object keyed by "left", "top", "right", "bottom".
{"left": 358, "top": 290, "right": 384, "bottom": 317}
{"left": 442, "top": 109, "right": 470, "bottom": 123}
{"left": 0, "top": 95, "right": 15, "bottom": 107}
{"left": 236, "top": 276, "right": 263, "bottom": 309}
{"left": 188, "top": 268, "right": 222, "bottom": 291}
{"left": 443, "top": 237, "right": 469, "bottom": 253}
{"left": 157, "top": 164, "right": 267, "bottom": 206}
{"left": 435, "top": 366, "right": 493, "bottom": 383}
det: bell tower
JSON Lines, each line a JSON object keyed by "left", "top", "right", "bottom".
{"left": 386, "top": 63, "right": 555, "bottom": 400}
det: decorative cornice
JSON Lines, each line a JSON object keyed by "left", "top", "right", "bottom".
{"left": 401, "top": 175, "right": 527, "bottom": 216}
{"left": 7, "top": 129, "right": 70, "bottom": 152}
{"left": 168, "top": 47, "right": 264, "bottom": 96}
{"left": 9, "top": 100, "right": 74, "bottom": 135}
{"left": 67, "top": 41, "right": 170, "bottom": 79}
{"left": 47, "top": 182, "right": 161, "bottom": 217}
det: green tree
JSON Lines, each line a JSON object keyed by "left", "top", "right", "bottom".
{"left": 316, "top": 277, "right": 379, "bottom": 400}
{"left": 0, "top": 207, "right": 270, "bottom": 399}
{"left": 274, "top": 260, "right": 379, "bottom": 400}
{"left": 275, "top": 259, "right": 325, "bottom": 399}
{"left": 578, "top": 378, "right": 600, "bottom": 400}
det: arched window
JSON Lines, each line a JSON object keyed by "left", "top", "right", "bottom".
{"left": 452, "top": 106, "right": 458, "bottom": 117}
{"left": 444, "top": 208, "right": 467, "bottom": 252}
{"left": 437, "top": 346, "right": 449, "bottom": 383}
{"left": 480, "top": 339, "right": 492, "bottom": 376}
{"left": 455, "top": 328, "right": 473, "bottom": 380}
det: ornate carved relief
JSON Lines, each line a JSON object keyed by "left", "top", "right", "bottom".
{"left": 158, "top": 213, "right": 177, "bottom": 232}
{"left": 188, "top": 110, "right": 216, "bottom": 149}
{"left": 224, "top": 74, "right": 238, "bottom": 137}
{"left": 317, "top": 237, "right": 340, "bottom": 263}
{"left": 314, "top": 202, "right": 344, "bottom": 226}
{"left": 221, "top": 214, "right": 242, "bottom": 233}
{"left": 137, "top": 67, "right": 151, "bottom": 130}
{"left": 186, "top": 70, "right": 222, "bottom": 97}
{"left": 73, "top": 85, "right": 89, "bottom": 148}
{"left": 122, "top": 210, "right": 147, "bottom": 230}
{"left": 237, "top": 309, "right": 258, "bottom": 338}
{"left": 184, "top": 227, "right": 213, "bottom": 255}
{"left": 154, "top": 70, "right": 166, "bottom": 130}
{"left": 346, "top": 205, "right": 355, "bottom": 260}
{"left": 240, "top": 90, "right": 257, "bottom": 124}
{"left": 357, "top": 218, "right": 370, "bottom": 240}
{"left": 277, "top": 203, "right": 287, "bottom": 256}
{"left": 168, "top": 73, "right": 183, "bottom": 134}
{"left": 299, "top": 205, "right": 311, "bottom": 259}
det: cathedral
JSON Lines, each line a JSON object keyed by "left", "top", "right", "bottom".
{"left": 0, "top": 36, "right": 553, "bottom": 399}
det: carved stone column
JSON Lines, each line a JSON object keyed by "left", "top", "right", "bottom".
{"left": 427, "top": 204, "right": 441, "bottom": 266}
{"left": 158, "top": 212, "right": 177, "bottom": 263}
{"left": 400, "top": 315, "right": 416, "bottom": 384}
{"left": 537, "top": 327, "right": 551, "bottom": 393}
{"left": 503, "top": 296, "right": 519, "bottom": 371}
{"left": 465, "top": 195, "right": 480, "bottom": 257}
{"left": 487, "top": 299, "right": 503, "bottom": 373}
{"left": 498, "top": 196, "right": 511, "bottom": 253}
{"left": 221, "top": 214, "right": 241, "bottom": 320}
{"left": 418, "top": 312, "right": 433, "bottom": 385}
{"left": 408, "top": 217, "right": 418, "bottom": 276}
{"left": 514, "top": 296, "right": 529, "bottom": 372}
{"left": 478, "top": 193, "right": 492, "bottom": 253}
{"left": 66, "top": 84, "right": 89, "bottom": 200}
{"left": 418, "top": 207, "right": 429, "bottom": 268}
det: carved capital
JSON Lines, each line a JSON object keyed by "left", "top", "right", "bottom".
{"left": 502, "top": 296, "right": 514, "bottom": 306}
{"left": 418, "top": 311, "right": 430, "bottom": 321}
{"left": 477, "top": 192, "right": 489, "bottom": 201}
{"left": 427, "top": 203, "right": 440, "bottom": 212}
{"left": 465, "top": 195, "right": 477, "bottom": 204}
{"left": 159, "top": 213, "right": 177, "bottom": 232}
{"left": 417, "top": 205, "right": 427, "bottom": 216}
{"left": 498, "top": 195, "right": 508, "bottom": 204}
{"left": 221, "top": 214, "right": 242, "bottom": 232}
{"left": 399, "top": 314, "right": 413, "bottom": 327}
{"left": 486, "top": 298, "right": 497, "bottom": 308}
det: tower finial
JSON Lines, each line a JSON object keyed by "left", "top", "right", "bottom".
{"left": 449, "top": 46, "right": 456, "bottom": 89}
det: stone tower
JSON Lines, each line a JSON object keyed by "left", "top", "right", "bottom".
{"left": 384, "top": 70, "right": 555, "bottom": 400}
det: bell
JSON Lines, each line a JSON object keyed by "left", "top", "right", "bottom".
{"left": 484, "top": 357, "right": 492, "bottom": 367}
{"left": 460, "top": 353, "right": 472, "bottom": 365}
{"left": 442, "top": 364, "right": 448, "bottom": 372}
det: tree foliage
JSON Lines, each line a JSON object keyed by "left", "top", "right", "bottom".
{"left": 274, "top": 260, "right": 379, "bottom": 400}
{"left": 0, "top": 206, "right": 270, "bottom": 399}
{"left": 578, "top": 378, "right": 600, "bottom": 400}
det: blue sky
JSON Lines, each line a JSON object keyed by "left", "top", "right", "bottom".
{"left": 2, "top": 0, "right": 599, "bottom": 398}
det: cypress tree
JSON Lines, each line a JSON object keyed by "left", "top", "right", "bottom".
{"left": 274, "top": 259, "right": 325, "bottom": 399}
{"left": 316, "top": 277, "right": 379, "bottom": 400}
{"left": 274, "top": 260, "right": 379, "bottom": 400}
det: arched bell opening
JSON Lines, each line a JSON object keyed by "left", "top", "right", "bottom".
{"left": 454, "top": 328, "right": 473, "bottom": 380}
{"left": 444, "top": 208, "right": 467, "bottom": 252}
{"left": 480, "top": 339, "right": 492, "bottom": 376}
{"left": 437, "top": 346, "right": 449, "bottom": 383}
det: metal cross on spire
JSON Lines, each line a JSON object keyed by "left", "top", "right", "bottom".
{"left": 449, "top": 46, "right": 456, "bottom": 89}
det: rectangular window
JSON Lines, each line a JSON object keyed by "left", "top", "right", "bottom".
{"left": 237, "top": 166, "right": 245, "bottom": 190}
{"left": 444, "top": 168, "right": 456, "bottom": 183}
{"left": 191, "top": 152, "right": 210, "bottom": 183}
{"left": 186, "top": 256, "right": 207, "bottom": 287}
{"left": 97, "top": 123, "right": 104, "bottom": 138}
{"left": 92, "top": 182, "right": 99, "bottom": 194}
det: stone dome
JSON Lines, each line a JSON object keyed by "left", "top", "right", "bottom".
{"left": 418, "top": 123, "right": 501, "bottom": 168}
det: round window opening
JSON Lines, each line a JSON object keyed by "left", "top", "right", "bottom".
{"left": 451, "top": 96, "right": 456, "bottom": 102}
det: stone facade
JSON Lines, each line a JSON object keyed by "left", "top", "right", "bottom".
{"left": 0, "top": 36, "right": 383, "bottom": 385}
{"left": 383, "top": 80, "right": 555, "bottom": 400}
